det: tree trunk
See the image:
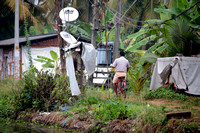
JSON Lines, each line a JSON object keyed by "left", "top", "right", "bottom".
{"left": 88, "top": 0, "right": 93, "bottom": 22}
{"left": 113, "top": 0, "right": 121, "bottom": 61}
{"left": 55, "top": 0, "right": 66, "bottom": 74}
{"left": 89, "top": 0, "right": 99, "bottom": 85}
{"left": 91, "top": 0, "right": 98, "bottom": 47}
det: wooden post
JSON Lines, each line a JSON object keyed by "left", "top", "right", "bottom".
{"left": 89, "top": 0, "right": 99, "bottom": 85}
{"left": 91, "top": 0, "right": 98, "bottom": 47}
{"left": 113, "top": 0, "right": 121, "bottom": 61}
{"left": 55, "top": 0, "right": 66, "bottom": 74}
{"left": 80, "top": 43, "right": 84, "bottom": 93}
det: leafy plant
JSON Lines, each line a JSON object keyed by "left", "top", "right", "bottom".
{"left": 92, "top": 100, "right": 128, "bottom": 122}
{"left": 139, "top": 105, "right": 166, "bottom": 125}
{"left": 0, "top": 98, "right": 14, "bottom": 118}
{"left": 13, "top": 67, "right": 70, "bottom": 112}
{"left": 127, "top": 51, "right": 157, "bottom": 95}
{"left": 179, "top": 122, "right": 199, "bottom": 133}
{"left": 126, "top": 0, "right": 200, "bottom": 57}
{"left": 34, "top": 50, "right": 60, "bottom": 72}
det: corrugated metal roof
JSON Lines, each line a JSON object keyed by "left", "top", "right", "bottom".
{"left": 0, "top": 33, "right": 57, "bottom": 46}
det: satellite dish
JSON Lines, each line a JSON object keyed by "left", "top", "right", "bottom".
{"left": 60, "top": 31, "right": 77, "bottom": 44}
{"left": 62, "top": 42, "right": 82, "bottom": 52}
{"left": 60, "top": 31, "right": 81, "bottom": 52}
{"left": 59, "top": 7, "right": 79, "bottom": 22}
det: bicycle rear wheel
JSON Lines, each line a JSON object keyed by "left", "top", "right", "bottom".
{"left": 121, "top": 81, "right": 126, "bottom": 98}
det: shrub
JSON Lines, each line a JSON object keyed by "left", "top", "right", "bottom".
{"left": 179, "top": 122, "right": 199, "bottom": 133}
{"left": 92, "top": 100, "right": 128, "bottom": 122}
{"left": 13, "top": 67, "right": 70, "bottom": 112}
{"left": 0, "top": 98, "right": 14, "bottom": 118}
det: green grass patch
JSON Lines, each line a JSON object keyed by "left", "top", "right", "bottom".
{"left": 0, "top": 98, "right": 14, "bottom": 118}
{"left": 144, "top": 86, "right": 188, "bottom": 101}
{"left": 0, "top": 78, "right": 22, "bottom": 97}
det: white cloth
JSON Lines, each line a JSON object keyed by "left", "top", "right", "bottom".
{"left": 66, "top": 54, "right": 81, "bottom": 96}
{"left": 81, "top": 42, "right": 96, "bottom": 76}
{"left": 150, "top": 57, "right": 200, "bottom": 95}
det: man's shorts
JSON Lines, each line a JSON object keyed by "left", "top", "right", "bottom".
{"left": 113, "top": 72, "right": 126, "bottom": 84}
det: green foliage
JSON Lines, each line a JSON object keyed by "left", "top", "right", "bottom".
{"left": 34, "top": 50, "right": 60, "bottom": 71}
{"left": 179, "top": 122, "right": 199, "bottom": 133}
{"left": 126, "top": 0, "right": 200, "bottom": 57}
{"left": 144, "top": 85, "right": 188, "bottom": 101}
{"left": 29, "top": 26, "right": 40, "bottom": 35}
{"left": 23, "top": 11, "right": 33, "bottom": 67}
{"left": 92, "top": 100, "right": 128, "bottom": 122}
{"left": 0, "top": 98, "right": 14, "bottom": 118}
{"left": 139, "top": 105, "right": 166, "bottom": 125}
{"left": 13, "top": 68, "right": 70, "bottom": 112}
{"left": 127, "top": 52, "right": 154, "bottom": 95}
{"left": 0, "top": 78, "right": 22, "bottom": 97}
{"left": 92, "top": 99, "right": 151, "bottom": 123}
{"left": 69, "top": 21, "right": 92, "bottom": 39}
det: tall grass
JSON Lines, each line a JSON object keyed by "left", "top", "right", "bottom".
{"left": 0, "top": 78, "right": 23, "bottom": 97}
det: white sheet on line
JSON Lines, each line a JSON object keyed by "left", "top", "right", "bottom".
{"left": 81, "top": 42, "right": 96, "bottom": 76}
{"left": 150, "top": 57, "right": 200, "bottom": 95}
{"left": 66, "top": 54, "right": 81, "bottom": 96}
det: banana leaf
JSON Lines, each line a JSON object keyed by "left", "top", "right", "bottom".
{"left": 127, "top": 29, "right": 148, "bottom": 39}
{"left": 35, "top": 56, "right": 54, "bottom": 62}
{"left": 126, "top": 35, "right": 157, "bottom": 52}
{"left": 50, "top": 50, "right": 58, "bottom": 61}
{"left": 42, "top": 63, "right": 54, "bottom": 68}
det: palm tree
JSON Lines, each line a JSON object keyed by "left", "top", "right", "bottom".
{"left": 1, "top": 0, "right": 51, "bottom": 40}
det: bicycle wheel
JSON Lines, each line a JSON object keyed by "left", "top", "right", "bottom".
{"left": 121, "top": 81, "right": 126, "bottom": 98}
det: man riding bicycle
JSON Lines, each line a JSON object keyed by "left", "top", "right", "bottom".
{"left": 110, "top": 51, "right": 130, "bottom": 96}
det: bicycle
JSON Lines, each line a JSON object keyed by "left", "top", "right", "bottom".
{"left": 116, "top": 76, "right": 127, "bottom": 98}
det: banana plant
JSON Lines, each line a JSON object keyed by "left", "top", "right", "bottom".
{"left": 34, "top": 50, "right": 60, "bottom": 72}
{"left": 125, "top": 0, "right": 200, "bottom": 94}
{"left": 126, "top": 0, "right": 200, "bottom": 57}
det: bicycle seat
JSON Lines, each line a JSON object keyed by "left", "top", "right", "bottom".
{"left": 118, "top": 76, "right": 125, "bottom": 80}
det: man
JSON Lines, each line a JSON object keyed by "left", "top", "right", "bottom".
{"left": 111, "top": 50, "right": 130, "bottom": 96}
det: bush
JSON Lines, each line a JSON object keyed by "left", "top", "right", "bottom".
{"left": 0, "top": 98, "right": 14, "bottom": 118}
{"left": 144, "top": 85, "right": 188, "bottom": 101}
{"left": 92, "top": 100, "right": 128, "bottom": 122}
{"left": 13, "top": 67, "right": 71, "bottom": 112}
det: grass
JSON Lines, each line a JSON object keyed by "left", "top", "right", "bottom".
{"left": 144, "top": 86, "right": 188, "bottom": 101}
{"left": 0, "top": 79, "right": 200, "bottom": 132}
{"left": 0, "top": 78, "right": 22, "bottom": 97}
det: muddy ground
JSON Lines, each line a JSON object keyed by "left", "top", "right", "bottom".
{"left": 16, "top": 99, "right": 200, "bottom": 133}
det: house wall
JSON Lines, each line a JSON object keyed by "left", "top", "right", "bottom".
{"left": 0, "top": 47, "right": 16, "bottom": 80}
{"left": 0, "top": 36, "right": 59, "bottom": 80}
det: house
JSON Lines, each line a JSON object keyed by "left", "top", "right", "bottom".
{"left": 0, "top": 33, "right": 91, "bottom": 80}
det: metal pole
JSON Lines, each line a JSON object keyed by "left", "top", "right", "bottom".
{"left": 14, "top": 0, "right": 20, "bottom": 79}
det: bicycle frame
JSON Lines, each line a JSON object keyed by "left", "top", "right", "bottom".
{"left": 117, "top": 76, "right": 127, "bottom": 98}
